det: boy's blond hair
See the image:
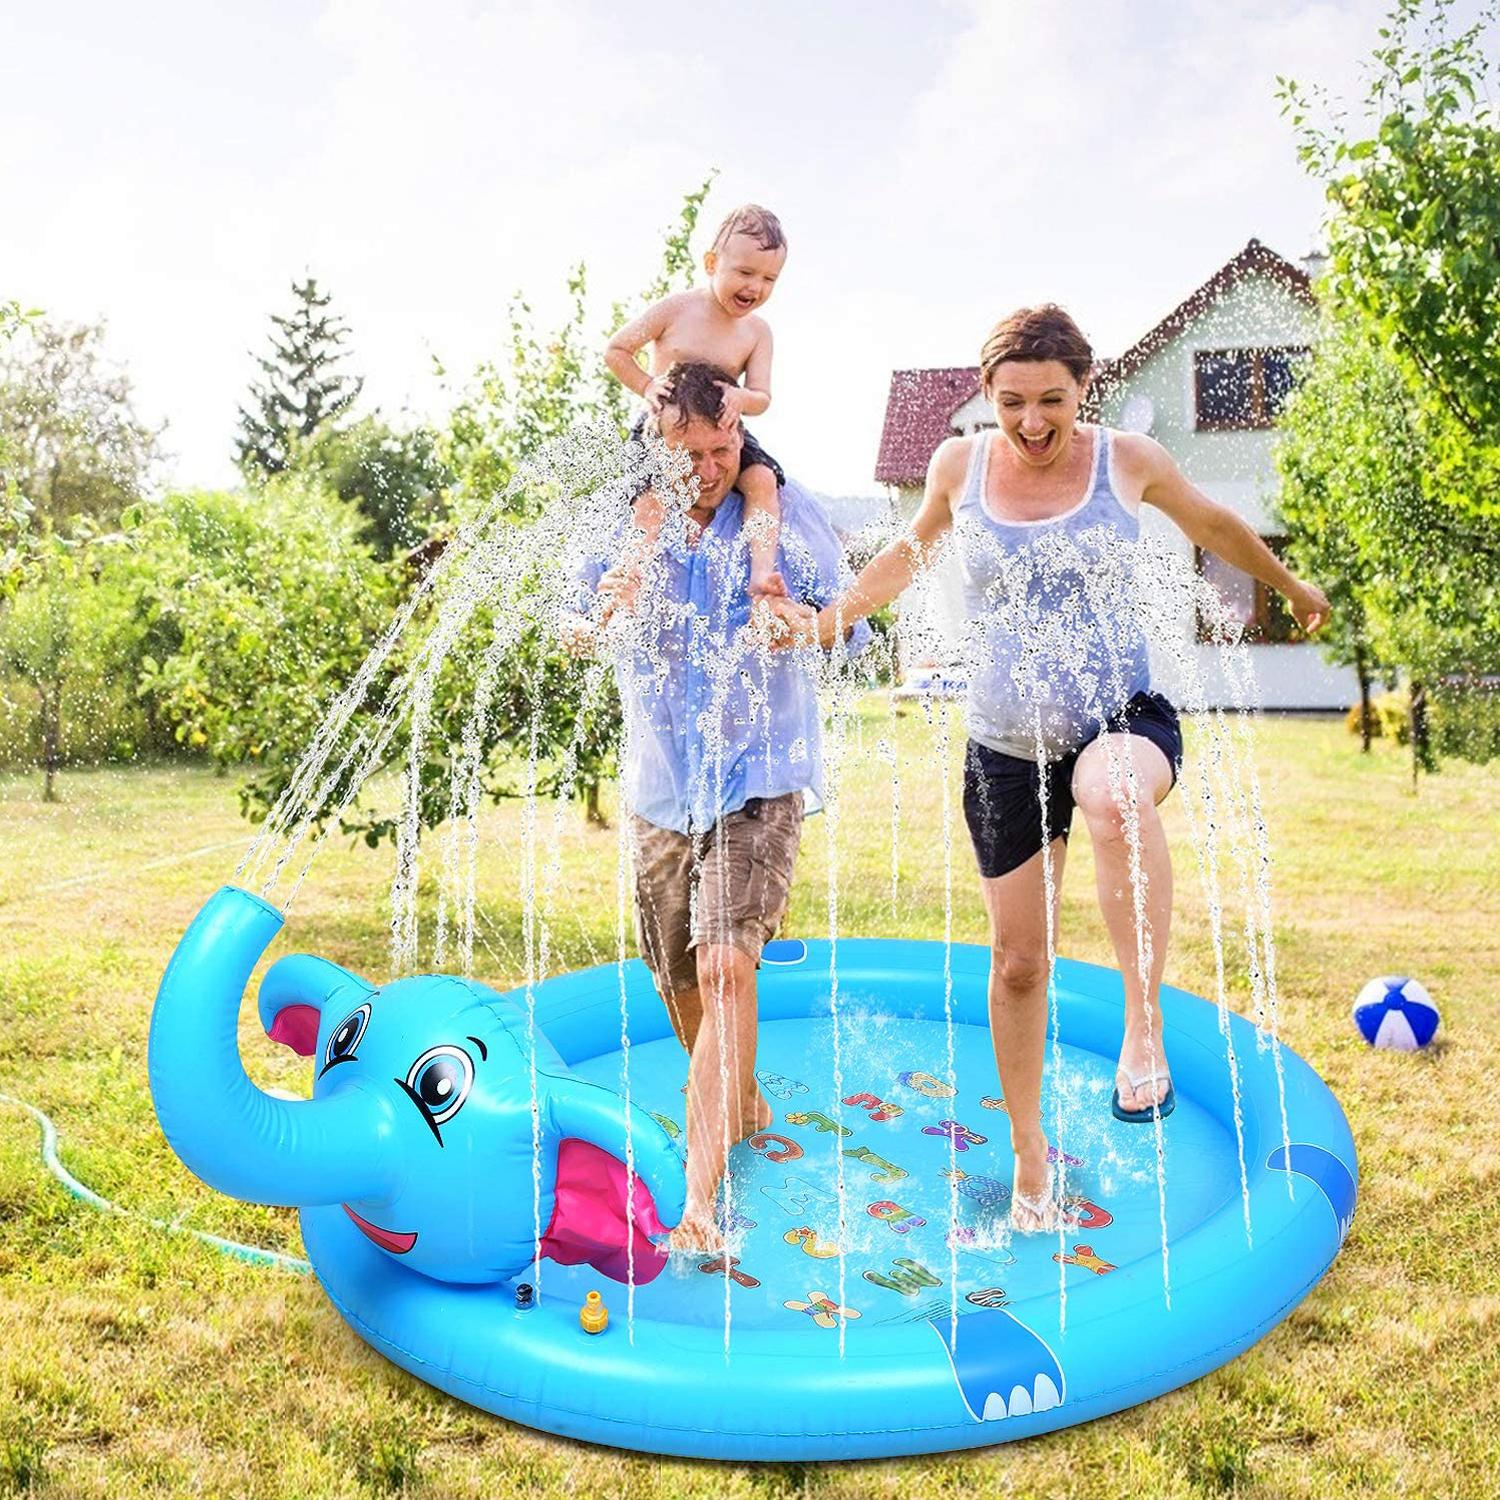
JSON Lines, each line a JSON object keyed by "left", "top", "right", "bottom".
{"left": 709, "top": 204, "right": 787, "bottom": 256}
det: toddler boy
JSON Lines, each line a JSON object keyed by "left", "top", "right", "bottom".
{"left": 605, "top": 204, "right": 787, "bottom": 592}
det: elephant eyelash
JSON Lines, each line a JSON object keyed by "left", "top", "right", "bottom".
{"left": 398, "top": 1045, "right": 476, "bottom": 1145}
{"left": 395, "top": 1076, "right": 447, "bottom": 1147}
{"left": 321, "top": 1004, "right": 372, "bottom": 1075}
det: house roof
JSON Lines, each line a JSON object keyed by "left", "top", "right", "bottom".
{"left": 1095, "top": 238, "right": 1313, "bottom": 395}
{"left": 873, "top": 240, "right": 1315, "bottom": 486}
{"left": 873, "top": 366, "right": 980, "bottom": 487}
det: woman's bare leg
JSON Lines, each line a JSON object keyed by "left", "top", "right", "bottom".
{"left": 1072, "top": 734, "right": 1175, "bottom": 1112}
{"left": 979, "top": 837, "right": 1067, "bottom": 1230}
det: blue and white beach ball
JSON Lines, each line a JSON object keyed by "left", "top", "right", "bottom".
{"left": 1352, "top": 976, "right": 1440, "bottom": 1051}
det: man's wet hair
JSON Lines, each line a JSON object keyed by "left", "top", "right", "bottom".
{"left": 710, "top": 204, "right": 786, "bottom": 256}
{"left": 655, "top": 361, "right": 737, "bottom": 429}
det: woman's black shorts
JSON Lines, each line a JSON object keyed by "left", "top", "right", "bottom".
{"left": 962, "top": 692, "right": 1184, "bottom": 880}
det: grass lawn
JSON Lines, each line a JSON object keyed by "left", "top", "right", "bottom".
{"left": 0, "top": 708, "right": 1496, "bottom": 1498}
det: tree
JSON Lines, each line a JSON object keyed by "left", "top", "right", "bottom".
{"left": 0, "top": 521, "right": 142, "bottom": 798}
{"left": 440, "top": 172, "right": 715, "bottom": 518}
{"left": 0, "top": 300, "right": 42, "bottom": 605}
{"left": 429, "top": 177, "right": 716, "bottom": 819}
{"left": 295, "top": 414, "right": 452, "bottom": 558}
{"left": 0, "top": 318, "right": 163, "bottom": 530}
{"left": 118, "top": 482, "right": 398, "bottom": 778}
{"left": 0, "top": 311, "right": 165, "bottom": 795}
{"left": 1281, "top": 0, "right": 1500, "bottom": 496}
{"left": 240, "top": 178, "right": 717, "bottom": 844}
{"left": 1276, "top": 324, "right": 1436, "bottom": 769}
{"left": 440, "top": 265, "right": 608, "bottom": 523}
{"left": 235, "top": 277, "right": 363, "bottom": 479}
{"left": 1276, "top": 0, "right": 1500, "bottom": 773}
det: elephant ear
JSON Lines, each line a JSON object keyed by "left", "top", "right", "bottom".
{"left": 258, "top": 953, "right": 373, "bottom": 1058}
{"left": 538, "top": 1079, "right": 686, "bottom": 1286}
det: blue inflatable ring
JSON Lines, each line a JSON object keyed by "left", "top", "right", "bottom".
{"left": 292, "top": 936, "right": 1354, "bottom": 1460}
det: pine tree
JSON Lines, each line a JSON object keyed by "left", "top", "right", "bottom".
{"left": 235, "top": 277, "right": 363, "bottom": 478}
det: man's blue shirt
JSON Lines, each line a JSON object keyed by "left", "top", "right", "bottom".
{"left": 573, "top": 479, "right": 871, "bottom": 835}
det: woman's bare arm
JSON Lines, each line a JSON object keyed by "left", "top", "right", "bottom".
{"left": 802, "top": 436, "right": 966, "bottom": 647}
{"left": 1125, "top": 433, "right": 1331, "bottom": 632}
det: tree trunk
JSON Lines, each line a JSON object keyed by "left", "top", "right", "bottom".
{"left": 42, "top": 675, "right": 62, "bottom": 803}
{"left": 1409, "top": 679, "right": 1431, "bottom": 788}
{"left": 584, "top": 777, "right": 607, "bottom": 827}
{"left": 1354, "top": 644, "right": 1373, "bottom": 753}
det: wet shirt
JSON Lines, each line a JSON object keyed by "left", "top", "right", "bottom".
{"left": 953, "top": 426, "right": 1152, "bottom": 761}
{"left": 573, "top": 479, "right": 870, "bottom": 835}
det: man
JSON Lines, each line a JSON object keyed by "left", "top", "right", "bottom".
{"left": 569, "top": 360, "right": 867, "bottom": 1251}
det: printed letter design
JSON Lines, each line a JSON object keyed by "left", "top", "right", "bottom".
{"left": 923, "top": 1119, "right": 988, "bottom": 1151}
{"left": 698, "top": 1254, "right": 760, "bottom": 1288}
{"left": 843, "top": 1091, "right": 903, "bottom": 1123}
{"left": 786, "top": 1111, "right": 851, "bottom": 1137}
{"left": 868, "top": 1200, "right": 928, "bottom": 1235}
{"left": 757, "top": 1070, "right": 809, "bottom": 1101}
{"left": 785, "top": 1291, "right": 861, "bottom": 1329}
{"left": 748, "top": 1132, "right": 803, "bottom": 1164}
{"left": 1052, "top": 1244, "right": 1115, "bottom": 1275}
{"left": 844, "top": 1145, "right": 908, "bottom": 1184}
{"left": 897, "top": 1070, "right": 956, "bottom": 1099}
{"left": 863, "top": 1257, "right": 941, "bottom": 1296}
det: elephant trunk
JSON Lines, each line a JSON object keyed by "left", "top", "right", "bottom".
{"left": 149, "top": 885, "right": 394, "bottom": 1208}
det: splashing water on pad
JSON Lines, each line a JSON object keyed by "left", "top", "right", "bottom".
{"left": 217, "top": 377, "right": 1301, "bottom": 1356}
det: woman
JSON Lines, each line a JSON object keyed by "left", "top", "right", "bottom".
{"left": 781, "top": 305, "right": 1329, "bottom": 1228}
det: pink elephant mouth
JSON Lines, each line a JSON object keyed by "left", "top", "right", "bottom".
{"left": 343, "top": 1204, "right": 418, "bottom": 1255}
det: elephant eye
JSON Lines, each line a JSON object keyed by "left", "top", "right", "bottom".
{"left": 321, "top": 1004, "right": 371, "bottom": 1074}
{"left": 405, "top": 1045, "right": 474, "bottom": 1129}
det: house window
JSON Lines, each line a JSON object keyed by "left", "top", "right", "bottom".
{"left": 1195, "top": 537, "right": 1300, "bottom": 644}
{"left": 1194, "top": 347, "right": 1309, "bottom": 430}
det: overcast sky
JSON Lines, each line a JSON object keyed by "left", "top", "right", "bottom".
{"left": 4, "top": 0, "right": 1410, "bottom": 496}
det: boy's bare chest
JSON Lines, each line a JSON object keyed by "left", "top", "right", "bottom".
{"left": 654, "top": 304, "right": 759, "bottom": 377}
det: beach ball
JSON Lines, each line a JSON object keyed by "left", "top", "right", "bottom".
{"left": 1352, "top": 976, "right": 1440, "bottom": 1051}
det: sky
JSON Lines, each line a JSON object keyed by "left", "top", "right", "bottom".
{"left": 3, "top": 0, "right": 1407, "bottom": 497}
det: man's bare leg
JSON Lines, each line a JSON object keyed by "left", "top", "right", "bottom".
{"left": 659, "top": 980, "right": 769, "bottom": 1135}
{"left": 660, "top": 985, "right": 703, "bottom": 1055}
{"left": 668, "top": 942, "right": 765, "bottom": 1252}
{"left": 1073, "top": 735, "right": 1175, "bottom": 1112}
{"left": 979, "top": 838, "right": 1067, "bottom": 1232}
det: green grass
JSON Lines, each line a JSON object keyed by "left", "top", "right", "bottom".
{"left": 1, "top": 711, "right": 1497, "bottom": 1498}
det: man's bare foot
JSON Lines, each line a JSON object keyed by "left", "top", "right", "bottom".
{"left": 1115, "top": 1026, "right": 1172, "bottom": 1114}
{"left": 1010, "top": 1133, "right": 1055, "bottom": 1232}
{"left": 735, "top": 1091, "right": 774, "bottom": 1143}
{"left": 667, "top": 1206, "right": 724, "bottom": 1255}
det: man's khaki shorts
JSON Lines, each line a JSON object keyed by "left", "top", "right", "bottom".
{"left": 631, "top": 793, "right": 805, "bottom": 997}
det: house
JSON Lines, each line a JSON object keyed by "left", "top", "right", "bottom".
{"left": 873, "top": 239, "right": 1359, "bottom": 711}
{"left": 816, "top": 492, "right": 896, "bottom": 539}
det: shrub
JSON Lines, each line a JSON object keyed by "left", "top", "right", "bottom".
{"left": 1345, "top": 688, "right": 1413, "bottom": 744}
{"left": 118, "top": 480, "right": 397, "bottom": 771}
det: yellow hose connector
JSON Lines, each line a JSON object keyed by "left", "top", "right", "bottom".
{"left": 579, "top": 1289, "right": 608, "bottom": 1335}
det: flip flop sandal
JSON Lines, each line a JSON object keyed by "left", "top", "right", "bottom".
{"left": 1111, "top": 1071, "right": 1176, "bottom": 1123}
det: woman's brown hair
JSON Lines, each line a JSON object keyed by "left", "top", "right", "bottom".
{"left": 980, "top": 304, "right": 1094, "bottom": 390}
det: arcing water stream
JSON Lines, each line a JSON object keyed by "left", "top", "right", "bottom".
{"left": 233, "top": 420, "right": 1296, "bottom": 1347}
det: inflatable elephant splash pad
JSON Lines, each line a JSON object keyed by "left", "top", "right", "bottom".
{"left": 150, "top": 887, "right": 1355, "bottom": 1461}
